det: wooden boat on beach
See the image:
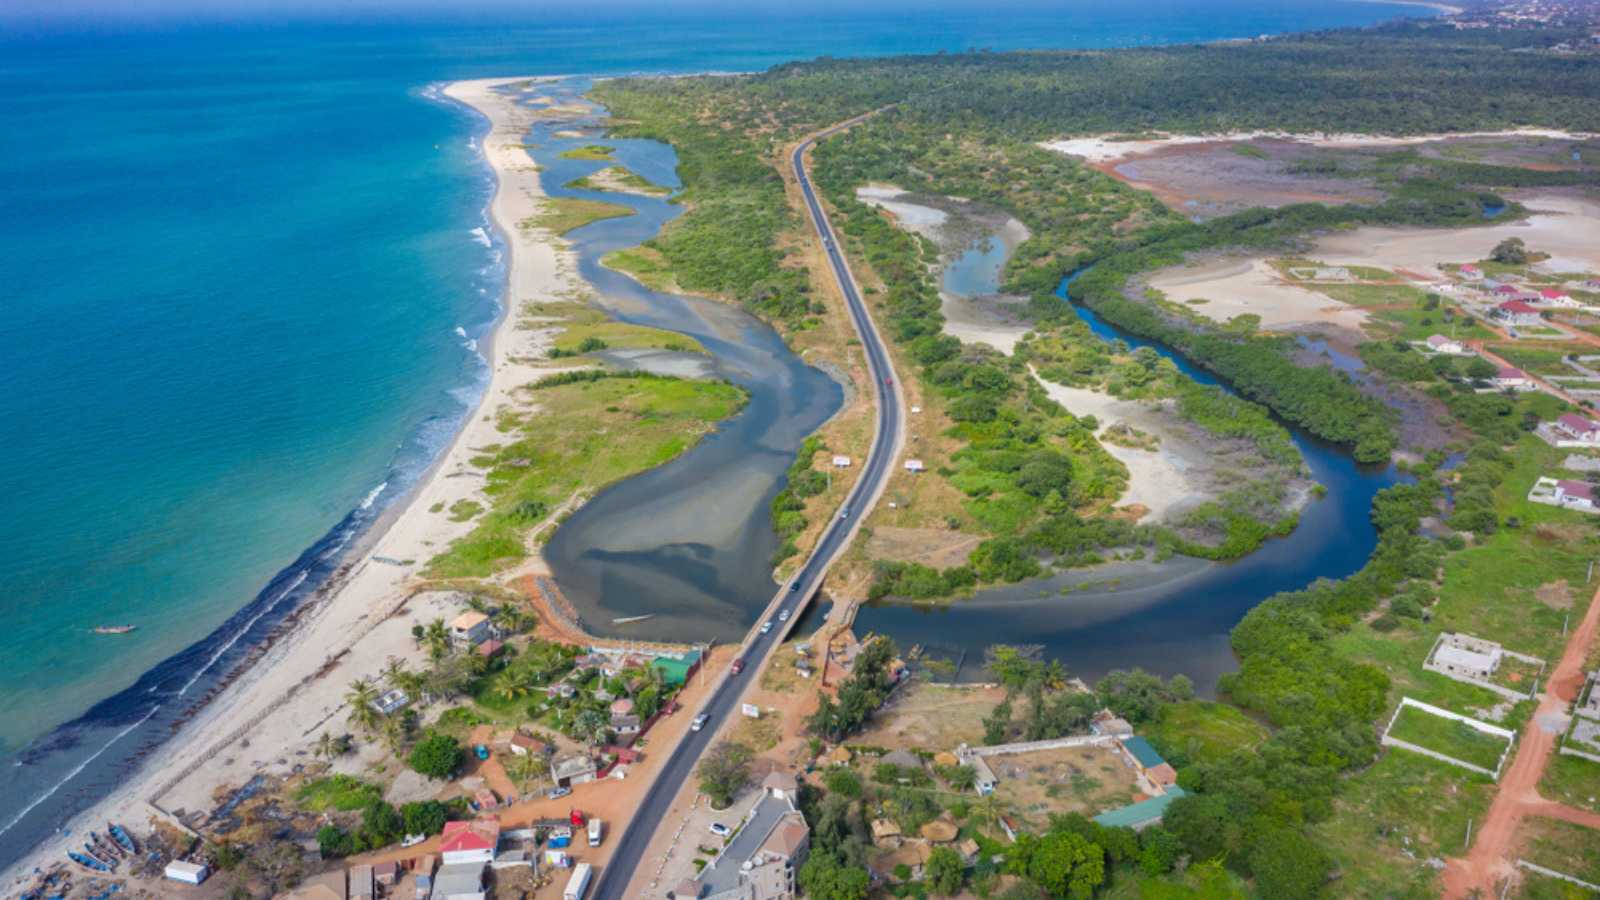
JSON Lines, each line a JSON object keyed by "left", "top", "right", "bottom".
{"left": 611, "top": 615, "right": 653, "bottom": 624}
{"left": 91, "top": 625, "right": 136, "bottom": 635}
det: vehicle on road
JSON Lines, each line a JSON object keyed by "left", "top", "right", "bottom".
{"left": 691, "top": 714, "right": 709, "bottom": 731}
{"left": 588, "top": 817, "right": 604, "bottom": 847}
{"left": 790, "top": 580, "right": 801, "bottom": 591}
{"left": 547, "top": 786, "right": 571, "bottom": 800}
{"left": 885, "top": 377, "right": 892, "bottom": 386}
{"left": 474, "top": 744, "right": 489, "bottom": 760}
{"left": 840, "top": 508, "right": 849, "bottom": 519}
{"left": 778, "top": 609, "right": 791, "bottom": 622}
{"left": 731, "top": 658, "right": 745, "bottom": 675}
{"left": 564, "top": 862, "right": 592, "bottom": 900}
{"left": 709, "top": 822, "right": 731, "bottom": 837}
{"left": 760, "top": 620, "right": 773, "bottom": 634}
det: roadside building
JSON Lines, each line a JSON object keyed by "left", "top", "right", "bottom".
{"left": 651, "top": 651, "right": 702, "bottom": 688}
{"left": 433, "top": 861, "right": 489, "bottom": 900}
{"left": 1492, "top": 366, "right": 1531, "bottom": 390}
{"left": 1459, "top": 264, "right": 1482, "bottom": 279}
{"left": 451, "top": 611, "right": 492, "bottom": 646}
{"left": 832, "top": 455, "right": 851, "bottom": 468}
{"left": 1495, "top": 300, "right": 1544, "bottom": 326}
{"left": 969, "top": 754, "right": 999, "bottom": 796}
{"left": 610, "top": 713, "right": 641, "bottom": 737}
{"left": 1539, "top": 288, "right": 1574, "bottom": 305}
{"left": 903, "top": 459, "right": 926, "bottom": 473}
{"left": 440, "top": 817, "right": 500, "bottom": 865}
{"left": 347, "top": 864, "right": 374, "bottom": 899}
{"left": 680, "top": 774, "right": 811, "bottom": 900}
{"left": 1425, "top": 334, "right": 1467, "bottom": 355}
{"left": 551, "top": 753, "right": 598, "bottom": 788}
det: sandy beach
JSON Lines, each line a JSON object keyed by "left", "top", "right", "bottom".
{"left": 2, "top": 76, "right": 578, "bottom": 888}
{"left": 1146, "top": 257, "right": 1371, "bottom": 331}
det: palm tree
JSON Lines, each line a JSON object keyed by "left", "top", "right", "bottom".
{"left": 424, "top": 618, "right": 451, "bottom": 662}
{"left": 383, "top": 655, "right": 409, "bottom": 686}
{"left": 506, "top": 750, "right": 545, "bottom": 792}
{"left": 345, "top": 678, "right": 381, "bottom": 735}
{"left": 495, "top": 669, "right": 531, "bottom": 702}
{"left": 466, "top": 594, "right": 491, "bottom": 615}
{"left": 492, "top": 604, "right": 527, "bottom": 636}
{"left": 382, "top": 713, "right": 411, "bottom": 754}
{"left": 573, "top": 709, "right": 611, "bottom": 747}
{"left": 314, "top": 731, "right": 344, "bottom": 762}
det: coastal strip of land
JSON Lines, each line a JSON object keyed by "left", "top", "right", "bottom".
{"left": 0, "top": 76, "right": 581, "bottom": 887}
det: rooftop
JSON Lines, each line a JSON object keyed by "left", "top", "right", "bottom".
{"left": 439, "top": 817, "right": 500, "bottom": 854}
{"left": 452, "top": 610, "right": 489, "bottom": 630}
{"left": 1093, "top": 785, "right": 1188, "bottom": 829}
{"left": 1122, "top": 736, "right": 1167, "bottom": 769}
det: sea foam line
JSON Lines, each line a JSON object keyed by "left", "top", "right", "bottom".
{"left": 0, "top": 705, "right": 162, "bottom": 841}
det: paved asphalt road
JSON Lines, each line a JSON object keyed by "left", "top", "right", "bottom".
{"left": 593, "top": 116, "right": 899, "bottom": 898}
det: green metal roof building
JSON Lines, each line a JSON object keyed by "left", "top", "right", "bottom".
{"left": 1122, "top": 736, "right": 1167, "bottom": 769}
{"left": 1093, "top": 786, "right": 1187, "bottom": 831}
{"left": 650, "top": 650, "right": 702, "bottom": 687}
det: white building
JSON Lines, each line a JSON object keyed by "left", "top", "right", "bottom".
{"left": 1425, "top": 334, "right": 1467, "bottom": 355}
{"left": 904, "top": 459, "right": 925, "bottom": 473}
{"left": 831, "top": 455, "right": 851, "bottom": 468}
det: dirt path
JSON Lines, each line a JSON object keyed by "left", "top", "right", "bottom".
{"left": 1468, "top": 341, "right": 1582, "bottom": 406}
{"left": 1441, "top": 577, "right": 1600, "bottom": 897}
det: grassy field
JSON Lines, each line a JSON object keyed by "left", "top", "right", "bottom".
{"left": 1387, "top": 704, "right": 1510, "bottom": 771}
{"left": 558, "top": 144, "right": 615, "bottom": 160}
{"left": 1539, "top": 752, "right": 1600, "bottom": 815}
{"left": 1314, "top": 749, "right": 1495, "bottom": 898}
{"left": 1491, "top": 343, "right": 1591, "bottom": 376}
{"left": 524, "top": 197, "right": 634, "bottom": 235}
{"left": 426, "top": 373, "right": 747, "bottom": 578}
{"left": 1516, "top": 816, "right": 1600, "bottom": 887}
{"left": 548, "top": 307, "right": 707, "bottom": 357}
{"left": 565, "top": 165, "right": 671, "bottom": 196}
{"left": 601, "top": 245, "right": 682, "bottom": 293}
{"left": 1145, "top": 700, "right": 1268, "bottom": 766}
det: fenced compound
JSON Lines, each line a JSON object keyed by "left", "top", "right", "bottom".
{"left": 1379, "top": 696, "right": 1518, "bottom": 780}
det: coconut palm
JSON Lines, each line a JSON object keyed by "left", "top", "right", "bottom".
{"left": 383, "top": 655, "right": 410, "bottom": 685}
{"left": 492, "top": 604, "right": 528, "bottom": 636}
{"left": 314, "top": 731, "right": 350, "bottom": 761}
{"left": 381, "top": 712, "right": 411, "bottom": 754}
{"left": 506, "top": 750, "right": 545, "bottom": 792}
{"left": 466, "top": 594, "right": 491, "bottom": 615}
{"left": 344, "top": 678, "right": 381, "bottom": 735}
{"left": 495, "top": 669, "right": 531, "bottom": 702}
{"left": 572, "top": 709, "right": 611, "bottom": 746}
{"left": 424, "top": 618, "right": 451, "bottom": 662}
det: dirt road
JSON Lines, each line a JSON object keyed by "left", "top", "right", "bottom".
{"left": 1441, "top": 577, "right": 1600, "bottom": 897}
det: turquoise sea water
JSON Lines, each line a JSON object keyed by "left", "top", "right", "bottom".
{"left": 0, "top": 2, "right": 1438, "bottom": 869}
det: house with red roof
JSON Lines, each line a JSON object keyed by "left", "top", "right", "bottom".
{"left": 1495, "top": 284, "right": 1521, "bottom": 296}
{"left": 1492, "top": 366, "right": 1531, "bottom": 390}
{"left": 439, "top": 817, "right": 500, "bottom": 865}
{"left": 1555, "top": 413, "right": 1600, "bottom": 444}
{"left": 1494, "top": 300, "right": 1543, "bottom": 326}
{"left": 1555, "top": 480, "right": 1597, "bottom": 511}
{"left": 1459, "top": 264, "right": 1482, "bottom": 279}
{"left": 1538, "top": 287, "right": 1574, "bottom": 306}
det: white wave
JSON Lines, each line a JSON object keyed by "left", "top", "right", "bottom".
{"left": 469, "top": 226, "right": 491, "bottom": 247}
{"left": 468, "top": 136, "right": 478, "bottom": 152}
{"left": 454, "top": 326, "right": 468, "bottom": 339}
{"left": 359, "top": 481, "right": 388, "bottom": 511}
{"left": 176, "top": 568, "right": 308, "bottom": 697}
{"left": 0, "top": 704, "right": 163, "bottom": 841}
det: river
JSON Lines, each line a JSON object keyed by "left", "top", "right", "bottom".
{"left": 532, "top": 79, "right": 844, "bottom": 644}
{"left": 852, "top": 233, "right": 1404, "bottom": 691}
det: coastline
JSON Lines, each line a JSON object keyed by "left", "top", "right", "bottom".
{"left": 2, "top": 76, "right": 574, "bottom": 887}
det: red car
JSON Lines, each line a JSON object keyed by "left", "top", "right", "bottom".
{"left": 731, "top": 658, "right": 746, "bottom": 675}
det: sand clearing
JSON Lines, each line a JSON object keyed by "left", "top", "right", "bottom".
{"left": 1311, "top": 192, "right": 1600, "bottom": 277}
{"left": 0, "top": 76, "right": 582, "bottom": 885}
{"left": 1146, "top": 257, "right": 1370, "bottom": 331}
{"left": 1031, "top": 372, "right": 1208, "bottom": 523}
{"left": 1045, "top": 128, "right": 1594, "bottom": 165}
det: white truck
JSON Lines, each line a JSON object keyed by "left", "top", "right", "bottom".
{"left": 587, "top": 817, "right": 604, "bottom": 847}
{"left": 564, "top": 862, "right": 593, "bottom": 900}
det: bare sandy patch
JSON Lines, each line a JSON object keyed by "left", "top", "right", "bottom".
{"left": 1030, "top": 372, "right": 1209, "bottom": 523}
{"left": 1311, "top": 192, "right": 1600, "bottom": 277}
{"left": 1045, "top": 129, "right": 1594, "bottom": 165}
{"left": 865, "top": 526, "right": 984, "bottom": 570}
{"left": 1146, "top": 257, "right": 1370, "bottom": 331}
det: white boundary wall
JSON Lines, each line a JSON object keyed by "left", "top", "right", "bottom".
{"left": 1379, "top": 697, "right": 1517, "bottom": 780}
{"left": 1517, "top": 859, "right": 1600, "bottom": 893}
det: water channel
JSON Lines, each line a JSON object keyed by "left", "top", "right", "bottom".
{"left": 537, "top": 81, "right": 1400, "bottom": 691}
{"left": 852, "top": 233, "right": 1405, "bottom": 692}
{"left": 533, "top": 79, "right": 843, "bottom": 644}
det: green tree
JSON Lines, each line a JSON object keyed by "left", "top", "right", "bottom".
{"left": 698, "top": 741, "right": 752, "bottom": 808}
{"left": 400, "top": 800, "right": 449, "bottom": 836}
{"left": 823, "top": 766, "right": 863, "bottom": 797}
{"left": 1008, "top": 829, "right": 1105, "bottom": 899}
{"left": 1490, "top": 236, "right": 1528, "bottom": 264}
{"left": 424, "top": 618, "right": 452, "bottom": 661}
{"left": 1248, "top": 827, "right": 1331, "bottom": 899}
{"left": 408, "top": 732, "right": 464, "bottom": 780}
{"left": 797, "top": 853, "right": 871, "bottom": 900}
{"left": 926, "top": 846, "right": 965, "bottom": 896}
{"left": 344, "top": 678, "right": 381, "bottom": 735}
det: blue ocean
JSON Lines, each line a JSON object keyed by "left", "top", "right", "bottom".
{"left": 0, "top": 1, "right": 1439, "bottom": 870}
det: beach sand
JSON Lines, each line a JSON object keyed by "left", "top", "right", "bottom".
{"left": 2, "top": 76, "right": 579, "bottom": 887}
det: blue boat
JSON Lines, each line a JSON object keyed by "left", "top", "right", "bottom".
{"left": 66, "top": 851, "right": 108, "bottom": 873}
{"left": 108, "top": 823, "right": 137, "bottom": 854}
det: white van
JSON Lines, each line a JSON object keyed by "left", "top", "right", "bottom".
{"left": 588, "top": 817, "right": 604, "bottom": 847}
